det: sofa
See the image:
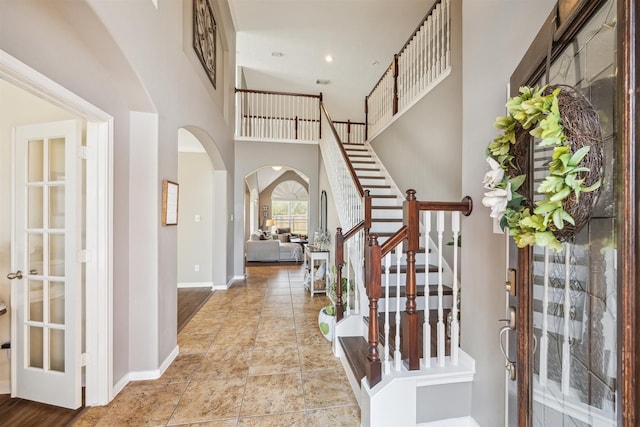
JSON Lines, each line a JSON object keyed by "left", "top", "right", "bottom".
{"left": 246, "top": 232, "right": 302, "bottom": 262}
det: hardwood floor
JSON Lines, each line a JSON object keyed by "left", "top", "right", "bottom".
{"left": 0, "top": 287, "right": 212, "bottom": 425}
{"left": 177, "top": 287, "right": 213, "bottom": 332}
{"left": 0, "top": 393, "right": 84, "bottom": 427}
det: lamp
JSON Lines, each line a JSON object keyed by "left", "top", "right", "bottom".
{"left": 266, "top": 219, "right": 275, "bottom": 233}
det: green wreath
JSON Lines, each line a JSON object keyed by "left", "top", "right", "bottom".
{"left": 482, "top": 85, "right": 601, "bottom": 252}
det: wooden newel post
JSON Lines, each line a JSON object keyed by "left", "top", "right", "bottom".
{"left": 402, "top": 189, "right": 420, "bottom": 370}
{"left": 335, "top": 227, "right": 345, "bottom": 321}
{"left": 364, "top": 190, "right": 372, "bottom": 239}
{"left": 365, "top": 234, "right": 382, "bottom": 387}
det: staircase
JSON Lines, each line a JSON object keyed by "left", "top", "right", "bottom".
{"left": 321, "top": 130, "right": 476, "bottom": 426}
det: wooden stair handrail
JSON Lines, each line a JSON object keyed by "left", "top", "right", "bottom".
{"left": 417, "top": 196, "right": 473, "bottom": 216}
{"left": 379, "top": 226, "right": 408, "bottom": 257}
{"left": 235, "top": 88, "right": 321, "bottom": 99}
{"left": 321, "top": 103, "right": 365, "bottom": 197}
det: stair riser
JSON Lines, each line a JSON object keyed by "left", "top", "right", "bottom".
{"left": 371, "top": 208, "right": 402, "bottom": 219}
{"left": 360, "top": 177, "right": 387, "bottom": 186}
{"left": 370, "top": 222, "right": 403, "bottom": 233}
{"left": 369, "top": 197, "right": 400, "bottom": 206}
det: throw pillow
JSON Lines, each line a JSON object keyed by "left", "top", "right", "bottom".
{"left": 278, "top": 234, "right": 290, "bottom": 243}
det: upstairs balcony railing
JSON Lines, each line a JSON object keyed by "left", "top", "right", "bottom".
{"left": 235, "top": 89, "right": 322, "bottom": 141}
{"left": 334, "top": 120, "right": 366, "bottom": 144}
{"left": 366, "top": 0, "right": 451, "bottom": 139}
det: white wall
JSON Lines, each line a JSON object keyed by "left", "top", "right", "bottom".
{"left": 178, "top": 152, "right": 214, "bottom": 285}
{"left": 0, "top": 0, "right": 236, "bottom": 389}
{"left": 369, "top": 0, "right": 463, "bottom": 203}
{"left": 461, "top": 2, "right": 554, "bottom": 426}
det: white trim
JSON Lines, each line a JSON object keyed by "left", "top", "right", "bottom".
{"left": 112, "top": 373, "right": 129, "bottom": 398}
{"left": 235, "top": 136, "right": 319, "bottom": 145}
{"left": 1, "top": 49, "right": 114, "bottom": 406}
{"left": 128, "top": 345, "right": 179, "bottom": 381}
{"left": 225, "top": 275, "right": 245, "bottom": 288}
{"left": 418, "top": 416, "right": 480, "bottom": 427}
{"left": 177, "top": 282, "right": 214, "bottom": 288}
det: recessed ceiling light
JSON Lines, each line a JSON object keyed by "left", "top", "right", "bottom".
{"left": 316, "top": 79, "right": 330, "bottom": 85}
{"left": 372, "top": 60, "right": 379, "bottom": 66}
{"left": 325, "top": 55, "right": 333, "bottom": 63}
{"left": 272, "top": 166, "right": 282, "bottom": 171}
{"left": 271, "top": 52, "right": 284, "bottom": 57}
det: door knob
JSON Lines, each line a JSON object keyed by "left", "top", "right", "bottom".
{"left": 7, "top": 270, "right": 23, "bottom": 280}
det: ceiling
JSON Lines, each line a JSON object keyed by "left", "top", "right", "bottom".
{"left": 228, "top": 0, "right": 432, "bottom": 120}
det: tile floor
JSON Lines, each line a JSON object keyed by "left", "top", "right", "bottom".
{"left": 73, "top": 265, "right": 360, "bottom": 426}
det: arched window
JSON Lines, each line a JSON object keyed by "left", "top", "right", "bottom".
{"left": 271, "top": 180, "right": 308, "bottom": 234}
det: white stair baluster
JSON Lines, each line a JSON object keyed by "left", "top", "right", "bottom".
{"left": 384, "top": 252, "right": 391, "bottom": 374}
{"left": 346, "top": 240, "right": 352, "bottom": 316}
{"left": 437, "top": 210, "right": 445, "bottom": 367}
{"left": 423, "top": 211, "right": 431, "bottom": 368}
{"left": 451, "top": 211, "right": 460, "bottom": 365}
{"left": 394, "top": 244, "right": 402, "bottom": 371}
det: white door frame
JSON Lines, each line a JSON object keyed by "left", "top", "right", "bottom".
{"left": 1, "top": 49, "right": 114, "bottom": 406}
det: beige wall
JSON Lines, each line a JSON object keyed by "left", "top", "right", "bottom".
{"left": 177, "top": 152, "right": 214, "bottom": 285}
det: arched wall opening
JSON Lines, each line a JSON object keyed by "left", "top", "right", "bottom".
{"left": 178, "top": 127, "right": 228, "bottom": 290}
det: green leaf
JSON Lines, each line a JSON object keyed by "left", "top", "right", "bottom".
{"left": 534, "top": 200, "right": 561, "bottom": 215}
{"left": 552, "top": 209, "right": 564, "bottom": 229}
{"left": 560, "top": 210, "right": 575, "bottom": 225}
{"left": 509, "top": 174, "right": 526, "bottom": 192}
{"left": 549, "top": 186, "right": 571, "bottom": 202}
{"left": 535, "top": 231, "right": 563, "bottom": 252}
{"left": 319, "top": 323, "right": 330, "bottom": 335}
{"left": 568, "top": 146, "right": 591, "bottom": 166}
{"left": 582, "top": 179, "right": 602, "bottom": 192}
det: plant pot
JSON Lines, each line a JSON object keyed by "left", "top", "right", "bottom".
{"left": 318, "top": 305, "right": 336, "bottom": 341}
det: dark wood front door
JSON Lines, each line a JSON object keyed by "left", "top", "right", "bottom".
{"left": 508, "top": 1, "right": 639, "bottom": 425}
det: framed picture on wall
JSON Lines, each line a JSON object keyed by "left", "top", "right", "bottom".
{"left": 162, "top": 180, "right": 179, "bottom": 226}
{"left": 193, "top": 0, "right": 217, "bottom": 88}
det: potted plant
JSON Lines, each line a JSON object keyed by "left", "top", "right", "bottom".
{"left": 318, "top": 265, "right": 354, "bottom": 341}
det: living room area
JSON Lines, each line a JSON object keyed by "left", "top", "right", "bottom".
{"left": 245, "top": 165, "right": 310, "bottom": 264}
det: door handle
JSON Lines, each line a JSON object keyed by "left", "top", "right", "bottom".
{"left": 7, "top": 270, "right": 23, "bottom": 280}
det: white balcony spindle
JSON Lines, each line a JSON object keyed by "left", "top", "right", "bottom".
{"left": 346, "top": 240, "right": 352, "bottom": 317}
{"left": 451, "top": 211, "right": 460, "bottom": 365}
{"left": 437, "top": 210, "right": 445, "bottom": 367}
{"left": 423, "top": 211, "right": 431, "bottom": 368}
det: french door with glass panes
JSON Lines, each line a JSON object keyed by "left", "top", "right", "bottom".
{"left": 10, "top": 120, "right": 82, "bottom": 409}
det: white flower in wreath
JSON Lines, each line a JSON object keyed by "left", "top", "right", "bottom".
{"left": 482, "top": 157, "right": 505, "bottom": 189}
{"left": 482, "top": 182, "right": 512, "bottom": 219}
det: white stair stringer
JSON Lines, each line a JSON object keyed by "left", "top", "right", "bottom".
{"left": 359, "top": 350, "right": 476, "bottom": 427}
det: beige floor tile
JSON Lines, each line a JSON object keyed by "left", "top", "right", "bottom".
{"left": 296, "top": 329, "right": 330, "bottom": 347}
{"left": 238, "top": 411, "right": 306, "bottom": 426}
{"left": 178, "top": 333, "right": 216, "bottom": 355}
{"left": 255, "top": 327, "right": 298, "bottom": 347}
{"left": 240, "top": 373, "right": 305, "bottom": 416}
{"left": 213, "top": 329, "right": 257, "bottom": 347}
{"left": 183, "top": 420, "right": 238, "bottom": 427}
{"left": 181, "top": 319, "right": 224, "bottom": 336}
{"left": 258, "top": 316, "right": 296, "bottom": 331}
{"left": 306, "top": 405, "right": 360, "bottom": 426}
{"left": 72, "top": 405, "right": 110, "bottom": 426}
{"left": 95, "top": 382, "right": 187, "bottom": 426}
{"left": 249, "top": 345, "right": 300, "bottom": 375}
{"left": 302, "top": 369, "right": 357, "bottom": 409}
{"left": 155, "top": 353, "right": 205, "bottom": 383}
{"left": 193, "top": 346, "right": 252, "bottom": 380}
{"left": 168, "top": 377, "right": 246, "bottom": 425}
{"left": 264, "top": 288, "right": 292, "bottom": 296}
{"left": 298, "top": 344, "right": 341, "bottom": 371}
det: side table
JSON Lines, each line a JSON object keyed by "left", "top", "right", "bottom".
{"left": 304, "top": 245, "right": 329, "bottom": 296}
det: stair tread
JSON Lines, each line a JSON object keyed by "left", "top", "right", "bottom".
{"left": 358, "top": 175, "right": 386, "bottom": 179}
{"left": 363, "top": 185, "right": 391, "bottom": 189}
{"left": 338, "top": 336, "right": 368, "bottom": 387}
{"left": 372, "top": 218, "right": 402, "bottom": 222}
{"left": 355, "top": 168, "right": 380, "bottom": 171}
{"left": 369, "top": 195, "right": 397, "bottom": 198}
{"left": 372, "top": 205, "right": 402, "bottom": 210}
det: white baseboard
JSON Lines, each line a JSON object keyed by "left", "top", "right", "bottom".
{"left": 419, "top": 416, "right": 480, "bottom": 427}
{"left": 177, "top": 282, "right": 213, "bottom": 289}
{"left": 112, "top": 373, "right": 129, "bottom": 399}
{"left": 224, "top": 276, "right": 244, "bottom": 289}
{"left": 128, "top": 345, "right": 179, "bottom": 382}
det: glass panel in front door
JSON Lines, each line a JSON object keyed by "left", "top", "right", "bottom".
{"left": 531, "top": 1, "right": 617, "bottom": 425}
